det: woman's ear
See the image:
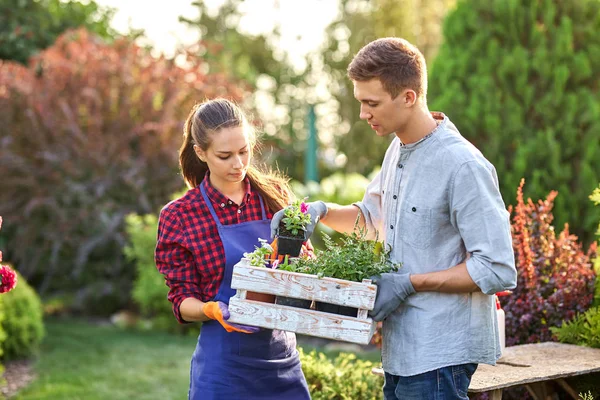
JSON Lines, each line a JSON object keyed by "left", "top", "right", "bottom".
{"left": 193, "top": 145, "right": 206, "bottom": 162}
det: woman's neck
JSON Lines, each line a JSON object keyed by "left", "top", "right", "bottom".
{"left": 209, "top": 178, "right": 245, "bottom": 204}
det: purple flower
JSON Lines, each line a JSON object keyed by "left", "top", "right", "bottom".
{"left": 300, "top": 202, "right": 309, "bottom": 214}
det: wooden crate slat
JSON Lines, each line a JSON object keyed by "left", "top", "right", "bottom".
{"left": 231, "top": 260, "right": 377, "bottom": 309}
{"left": 228, "top": 297, "right": 375, "bottom": 345}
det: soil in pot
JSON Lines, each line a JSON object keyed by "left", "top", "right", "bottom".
{"left": 275, "top": 296, "right": 312, "bottom": 309}
{"left": 314, "top": 301, "right": 358, "bottom": 317}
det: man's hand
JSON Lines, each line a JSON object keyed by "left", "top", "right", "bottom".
{"left": 369, "top": 273, "right": 416, "bottom": 322}
{"left": 270, "top": 201, "right": 328, "bottom": 240}
{"left": 203, "top": 301, "right": 260, "bottom": 333}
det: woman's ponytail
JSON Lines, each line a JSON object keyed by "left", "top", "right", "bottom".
{"left": 179, "top": 105, "right": 208, "bottom": 188}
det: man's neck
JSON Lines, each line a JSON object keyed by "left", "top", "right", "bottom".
{"left": 395, "top": 107, "right": 439, "bottom": 144}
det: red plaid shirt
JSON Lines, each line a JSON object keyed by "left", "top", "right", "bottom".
{"left": 155, "top": 174, "right": 273, "bottom": 323}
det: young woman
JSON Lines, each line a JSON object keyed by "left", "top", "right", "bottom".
{"left": 155, "top": 98, "right": 310, "bottom": 400}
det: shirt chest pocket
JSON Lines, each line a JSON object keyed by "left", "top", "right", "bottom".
{"left": 399, "top": 201, "right": 432, "bottom": 249}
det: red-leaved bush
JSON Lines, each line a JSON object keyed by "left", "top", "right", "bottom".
{"left": 0, "top": 29, "right": 246, "bottom": 312}
{"left": 503, "top": 179, "right": 597, "bottom": 346}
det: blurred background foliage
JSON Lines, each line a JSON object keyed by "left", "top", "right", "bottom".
{"left": 0, "top": 0, "right": 599, "bottom": 398}
{"left": 0, "top": 0, "right": 598, "bottom": 337}
{"left": 429, "top": 0, "right": 600, "bottom": 245}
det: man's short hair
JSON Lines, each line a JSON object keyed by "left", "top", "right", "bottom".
{"left": 347, "top": 37, "right": 428, "bottom": 100}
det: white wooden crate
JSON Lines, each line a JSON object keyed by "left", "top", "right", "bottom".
{"left": 227, "top": 258, "right": 378, "bottom": 345}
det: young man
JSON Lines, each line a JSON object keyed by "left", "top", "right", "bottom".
{"left": 271, "top": 37, "right": 517, "bottom": 399}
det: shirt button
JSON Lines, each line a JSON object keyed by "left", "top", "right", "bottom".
{"left": 393, "top": 195, "right": 397, "bottom": 200}
{"left": 237, "top": 209, "right": 242, "bottom": 214}
{"left": 220, "top": 203, "right": 225, "bottom": 208}
{"left": 390, "top": 225, "right": 394, "bottom": 229}
{"left": 412, "top": 207, "right": 417, "bottom": 212}
{"left": 228, "top": 200, "right": 233, "bottom": 205}
{"left": 398, "top": 163, "right": 403, "bottom": 169}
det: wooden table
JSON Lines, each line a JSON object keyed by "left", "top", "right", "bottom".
{"left": 372, "top": 343, "right": 600, "bottom": 399}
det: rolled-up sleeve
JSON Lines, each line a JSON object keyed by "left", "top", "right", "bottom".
{"left": 449, "top": 160, "right": 517, "bottom": 294}
{"left": 155, "top": 207, "right": 202, "bottom": 324}
{"left": 353, "top": 170, "right": 383, "bottom": 239}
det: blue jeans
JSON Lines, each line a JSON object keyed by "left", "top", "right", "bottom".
{"left": 383, "top": 363, "right": 478, "bottom": 400}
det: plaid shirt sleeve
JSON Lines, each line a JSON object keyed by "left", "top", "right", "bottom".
{"left": 155, "top": 204, "right": 202, "bottom": 324}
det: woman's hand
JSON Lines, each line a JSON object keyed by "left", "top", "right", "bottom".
{"left": 203, "top": 301, "right": 260, "bottom": 333}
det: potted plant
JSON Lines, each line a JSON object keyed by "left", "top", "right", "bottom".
{"left": 242, "top": 239, "right": 313, "bottom": 309}
{"left": 241, "top": 239, "right": 277, "bottom": 303}
{"left": 275, "top": 198, "right": 312, "bottom": 257}
{"left": 278, "top": 224, "right": 400, "bottom": 316}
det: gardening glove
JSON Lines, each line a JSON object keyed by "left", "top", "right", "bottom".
{"left": 369, "top": 273, "right": 416, "bottom": 322}
{"left": 270, "top": 201, "right": 328, "bottom": 240}
{"left": 203, "top": 301, "right": 260, "bottom": 334}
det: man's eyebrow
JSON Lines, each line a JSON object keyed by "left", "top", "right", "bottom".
{"left": 358, "top": 98, "right": 379, "bottom": 104}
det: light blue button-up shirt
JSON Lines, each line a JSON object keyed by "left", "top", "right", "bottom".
{"left": 355, "top": 115, "right": 517, "bottom": 376}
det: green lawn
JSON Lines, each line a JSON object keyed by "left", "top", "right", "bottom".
{"left": 13, "top": 318, "right": 381, "bottom": 400}
{"left": 15, "top": 318, "right": 197, "bottom": 400}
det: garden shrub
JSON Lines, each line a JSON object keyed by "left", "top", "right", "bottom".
{"left": 0, "top": 296, "right": 5, "bottom": 375}
{"left": 299, "top": 348, "right": 382, "bottom": 399}
{"left": 429, "top": 0, "right": 600, "bottom": 243}
{"left": 0, "top": 28, "right": 244, "bottom": 313}
{"left": 590, "top": 185, "right": 600, "bottom": 307}
{"left": 551, "top": 306, "right": 600, "bottom": 349}
{"left": 0, "top": 269, "right": 44, "bottom": 360}
{"left": 503, "top": 180, "right": 597, "bottom": 346}
{"left": 124, "top": 213, "right": 197, "bottom": 335}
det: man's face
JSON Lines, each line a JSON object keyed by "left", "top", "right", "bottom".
{"left": 353, "top": 78, "right": 410, "bottom": 137}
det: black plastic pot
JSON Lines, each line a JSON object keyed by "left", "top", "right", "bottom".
{"left": 314, "top": 301, "right": 358, "bottom": 317}
{"left": 276, "top": 296, "right": 312, "bottom": 309}
{"left": 276, "top": 230, "right": 306, "bottom": 257}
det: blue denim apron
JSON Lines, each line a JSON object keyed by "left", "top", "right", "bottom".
{"left": 188, "top": 185, "right": 310, "bottom": 400}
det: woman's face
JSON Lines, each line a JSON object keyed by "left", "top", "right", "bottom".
{"left": 195, "top": 126, "right": 251, "bottom": 191}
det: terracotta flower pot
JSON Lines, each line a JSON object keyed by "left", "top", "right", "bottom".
{"left": 246, "top": 291, "right": 275, "bottom": 303}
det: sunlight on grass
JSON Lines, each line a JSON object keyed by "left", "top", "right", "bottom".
{"left": 13, "top": 318, "right": 382, "bottom": 399}
{"left": 15, "top": 318, "right": 198, "bottom": 400}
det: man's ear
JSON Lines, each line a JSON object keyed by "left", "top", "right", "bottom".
{"left": 403, "top": 89, "right": 417, "bottom": 107}
{"left": 193, "top": 145, "right": 206, "bottom": 162}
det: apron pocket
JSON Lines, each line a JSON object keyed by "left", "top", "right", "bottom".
{"left": 238, "top": 329, "right": 294, "bottom": 359}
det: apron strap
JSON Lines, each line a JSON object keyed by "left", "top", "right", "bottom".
{"left": 200, "top": 182, "right": 269, "bottom": 224}
{"left": 258, "top": 194, "right": 267, "bottom": 220}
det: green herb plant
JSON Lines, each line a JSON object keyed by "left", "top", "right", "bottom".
{"left": 279, "top": 221, "right": 400, "bottom": 282}
{"left": 243, "top": 238, "right": 273, "bottom": 267}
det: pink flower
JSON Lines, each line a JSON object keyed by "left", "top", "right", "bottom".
{"left": 300, "top": 202, "right": 309, "bottom": 214}
{"left": 271, "top": 260, "right": 280, "bottom": 269}
{"left": 0, "top": 265, "right": 17, "bottom": 294}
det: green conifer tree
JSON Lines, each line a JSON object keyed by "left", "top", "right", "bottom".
{"left": 429, "top": 0, "right": 600, "bottom": 243}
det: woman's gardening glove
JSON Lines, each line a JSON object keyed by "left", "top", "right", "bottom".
{"left": 369, "top": 273, "right": 416, "bottom": 322}
{"left": 269, "top": 201, "right": 328, "bottom": 240}
{"left": 203, "top": 301, "right": 260, "bottom": 334}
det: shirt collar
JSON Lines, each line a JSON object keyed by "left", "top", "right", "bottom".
{"left": 201, "top": 172, "right": 252, "bottom": 207}
{"left": 400, "top": 112, "right": 447, "bottom": 150}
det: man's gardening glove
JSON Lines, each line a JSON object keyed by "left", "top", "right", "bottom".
{"left": 203, "top": 301, "right": 260, "bottom": 334}
{"left": 369, "top": 273, "right": 416, "bottom": 322}
{"left": 270, "top": 201, "right": 328, "bottom": 240}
